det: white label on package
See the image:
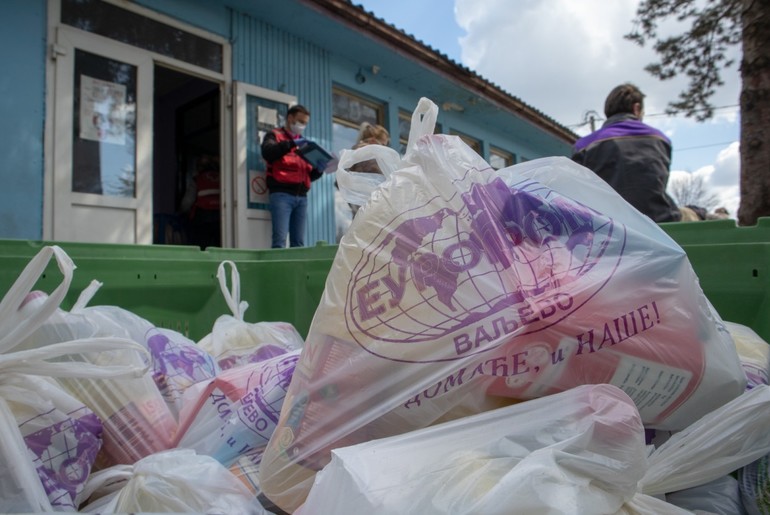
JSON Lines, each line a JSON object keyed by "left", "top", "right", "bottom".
{"left": 610, "top": 355, "right": 692, "bottom": 420}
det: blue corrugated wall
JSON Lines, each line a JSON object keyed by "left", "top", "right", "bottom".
{"left": 0, "top": 0, "right": 47, "bottom": 239}
{"left": 230, "top": 9, "right": 336, "bottom": 246}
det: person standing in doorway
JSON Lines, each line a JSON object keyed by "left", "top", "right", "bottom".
{"left": 261, "top": 105, "right": 322, "bottom": 248}
{"left": 572, "top": 83, "right": 682, "bottom": 223}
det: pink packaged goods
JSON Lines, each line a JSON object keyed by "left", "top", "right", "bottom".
{"left": 175, "top": 350, "right": 299, "bottom": 467}
{"left": 257, "top": 99, "right": 745, "bottom": 512}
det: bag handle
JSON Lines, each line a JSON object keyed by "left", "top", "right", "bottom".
{"left": 71, "top": 279, "right": 104, "bottom": 312}
{"left": 336, "top": 144, "right": 402, "bottom": 206}
{"left": 405, "top": 97, "right": 439, "bottom": 160}
{"left": 217, "top": 261, "right": 248, "bottom": 321}
{"left": 0, "top": 337, "right": 150, "bottom": 379}
{"left": 0, "top": 246, "right": 74, "bottom": 353}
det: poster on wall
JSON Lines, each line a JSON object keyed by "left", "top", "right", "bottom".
{"left": 247, "top": 106, "right": 280, "bottom": 208}
{"left": 79, "top": 75, "right": 127, "bottom": 145}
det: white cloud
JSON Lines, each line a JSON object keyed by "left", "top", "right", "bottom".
{"left": 670, "top": 142, "right": 741, "bottom": 215}
{"left": 455, "top": 0, "right": 742, "bottom": 214}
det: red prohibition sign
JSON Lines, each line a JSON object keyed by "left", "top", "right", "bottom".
{"left": 251, "top": 175, "right": 268, "bottom": 195}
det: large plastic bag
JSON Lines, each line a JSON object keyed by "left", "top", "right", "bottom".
{"left": 297, "top": 384, "right": 770, "bottom": 515}
{"left": 198, "top": 261, "right": 304, "bottom": 370}
{"left": 259, "top": 98, "right": 745, "bottom": 511}
{"left": 79, "top": 449, "right": 270, "bottom": 514}
{"left": 0, "top": 245, "right": 150, "bottom": 511}
{"left": 297, "top": 384, "right": 647, "bottom": 514}
{"left": 175, "top": 349, "right": 300, "bottom": 467}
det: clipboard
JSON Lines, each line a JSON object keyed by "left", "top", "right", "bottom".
{"left": 296, "top": 141, "right": 333, "bottom": 170}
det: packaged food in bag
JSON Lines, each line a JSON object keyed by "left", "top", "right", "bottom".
{"left": 17, "top": 291, "right": 179, "bottom": 466}
{"left": 175, "top": 349, "right": 300, "bottom": 466}
{"left": 70, "top": 281, "right": 220, "bottom": 415}
{"left": 259, "top": 98, "right": 745, "bottom": 511}
{"left": 198, "top": 261, "right": 304, "bottom": 370}
{"left": 0, "top": 245, "right": 154, "bottom": 510}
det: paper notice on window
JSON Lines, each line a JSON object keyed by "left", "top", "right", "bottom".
{"left": 80, "top": 75, "right": 127, "bottom": 145}
{"left": 257, "top": 106, "right": 279, "bottom": 132}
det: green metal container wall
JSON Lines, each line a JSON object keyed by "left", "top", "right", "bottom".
{"left": 0, "top": 218, "right": 767, "bottom": 342}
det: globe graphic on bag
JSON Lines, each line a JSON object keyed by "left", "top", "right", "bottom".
{"left": 346, "top": 177, "right": 621, "bottom": 362}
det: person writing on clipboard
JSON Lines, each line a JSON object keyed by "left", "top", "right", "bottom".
{"left": 261, "top": 104, "right": 325, "bottom": 248}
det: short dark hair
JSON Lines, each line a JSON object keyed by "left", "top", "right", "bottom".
{"left": 288, "top": 104, "right": 310, "bottom": 117}
{"left": 604, "top": 83, "right": 644, "bottom": 118}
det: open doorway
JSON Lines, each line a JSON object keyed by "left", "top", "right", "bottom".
{"left": 153, "top": 65, "right": 221, "bottom": 248}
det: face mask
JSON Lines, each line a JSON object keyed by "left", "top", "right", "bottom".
{"left": 290, "top": 122, "right": 307, "bottom": 136}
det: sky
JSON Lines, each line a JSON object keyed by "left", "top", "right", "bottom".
{"left": 354, "top": 0, "right": 742, "bottom": 216}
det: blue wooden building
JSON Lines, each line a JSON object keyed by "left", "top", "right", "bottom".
{"left": 0, "top": 0, "right": 576, "bottom": 248}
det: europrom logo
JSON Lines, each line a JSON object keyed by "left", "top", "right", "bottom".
{"left": 345, "top": 177, "right": 624, "bottom": 363}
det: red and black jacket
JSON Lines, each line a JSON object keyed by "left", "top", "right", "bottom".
{"left": 261, "top": 128, "right": 321, "bottom": 196}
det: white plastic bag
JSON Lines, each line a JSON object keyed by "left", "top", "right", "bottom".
{"left": 336, "top": 143, "right": 401, "bottom": 206}
{"left": 259, "top": 98, "right": 745, "bottom": 511}
{"left": 297, "top": 384, "right": 770, "bottom": 515}
{"left": 17, "top": 290, "right": 180, "bottom": 466}
{"left": 198, "top": 261, "right": 304, "bottom": 370}
{"left": 298, "top": 384, "right": 647, "bottom": 514}
{"left": 79, "top": 449, "right": 269, "bottom": 514}
{"left": 639, "top": 385, "right": 770, "bottom": 496}
{"left": 0, "top": 245, "right": 150, "bottom": 511}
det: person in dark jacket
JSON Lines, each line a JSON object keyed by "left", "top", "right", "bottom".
{"left": 572, "top": 83, "right": 682, "bottom": 223}
{"left": 261, "top": 105, "right": 322, "bottom": 248}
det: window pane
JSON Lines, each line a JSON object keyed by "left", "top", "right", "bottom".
{"left": 62, "top": 0, "right": 223, "bottom": 73}
{"left": 72, "top": 49, "right": 137, "bottom": 197}
{"left": 332, "top": 90, "right": 381, "bottom": 127}
{"left": 332, "top": 122, "right": 359, "bottom": 156}
{"left": 451, "top": 131, "right": 481, "bottom": 154}
{"left": 490, "top": 147, "right": 514, "bottom": 169}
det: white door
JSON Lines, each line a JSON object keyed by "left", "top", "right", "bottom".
{"left": 51, "top": 26, "right": 153, "bottom": 244}
{"left": 233, "top": 82, "right": 296, "bottom": 249}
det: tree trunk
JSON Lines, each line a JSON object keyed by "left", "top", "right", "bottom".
{"left": 738, "top": 0, "right": 770, "bottom": 225}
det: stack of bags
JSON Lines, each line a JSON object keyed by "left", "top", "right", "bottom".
{"left": 0, "top": 251, "right": 302, "bottom": 513}
{"left": 256, "top": 98, "right": 770, "bottom": 514}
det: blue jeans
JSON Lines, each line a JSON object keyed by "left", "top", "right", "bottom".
{"left": 269, "top": 192, "right": 307, "bottom": 248}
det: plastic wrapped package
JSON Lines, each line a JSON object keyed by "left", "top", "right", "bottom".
{"left": 198, "top": 261, "right": 304, "bottom": 370}
{"left": 175, "top": 349, "right": 300, "bottom": 467}
{"left": 259, "top": 98, "right": 746, "bottom": 511}
{"left": 79, "top": 449, "right": 270, "bottom": 514}
{"left": 297, "top": 384, "right": 647, "bottom": 515}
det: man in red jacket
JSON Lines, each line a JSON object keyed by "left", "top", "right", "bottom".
{"left": 261, "top": 105, "right": 322, "bottom": 248}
